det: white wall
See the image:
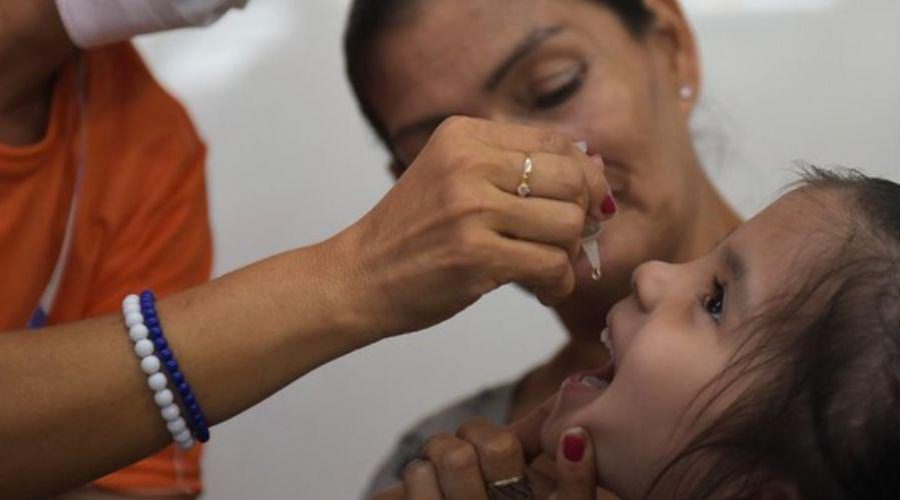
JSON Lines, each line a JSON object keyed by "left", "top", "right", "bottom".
{"left": 134, "top": 0, "right": 899, "bottom": 497}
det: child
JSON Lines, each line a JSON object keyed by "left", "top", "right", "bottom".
{"left": 540, "top": 167, "right": 899, "bottom": 499}
{"left": 378, "top": 167, "right": 899, "bottom": 500}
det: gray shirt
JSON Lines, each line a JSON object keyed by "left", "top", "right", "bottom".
{"left": 363, "top": 381, "right": 517, "bottom": 497}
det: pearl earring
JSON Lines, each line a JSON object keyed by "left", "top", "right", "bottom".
{"left": 678, "top": 85, "right": 694, "bottom": 100}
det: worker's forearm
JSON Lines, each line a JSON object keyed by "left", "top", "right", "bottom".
{"left": 0, "top": 235, "right": 376, "bottom": 499}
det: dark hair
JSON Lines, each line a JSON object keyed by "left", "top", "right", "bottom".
{"left": 343, "top": 0, "right": 654, "bottom": 158}
{"left": 650, "top": 167, "right": 900, "bottom": 500}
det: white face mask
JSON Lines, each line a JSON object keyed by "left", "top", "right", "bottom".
{"left": 56, "top": 0, "right": 250, "bottom": 48}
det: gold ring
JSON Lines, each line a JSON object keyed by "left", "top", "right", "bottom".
{"left": 517, "top": 156, "right": 534, "bottom": 197}
{"left": 486, "top": 475, "right": 533, "bottom": 499}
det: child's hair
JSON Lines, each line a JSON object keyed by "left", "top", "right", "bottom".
{"left": 650, "top": 167, "right": 899, "bottom": 500}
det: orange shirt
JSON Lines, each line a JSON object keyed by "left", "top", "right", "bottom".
{"left": 0, "top": 43, "right": 211, "bottom": 495}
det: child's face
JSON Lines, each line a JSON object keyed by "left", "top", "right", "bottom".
{"left": 540, "top": 190, "right": 834, "bottom": 497}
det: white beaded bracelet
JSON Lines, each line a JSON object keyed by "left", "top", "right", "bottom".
{"left": 122, "top": 294, "right": 195, "bottom": 450}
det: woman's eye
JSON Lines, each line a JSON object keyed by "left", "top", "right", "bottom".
{"left": 704, "top": 281, "right": 725, "bottom": 322}
{"left": 528, "top": 65, "right": 585, "bottom": 110}
{"left": 532, "top": 77, "right": 582, "bottom": 109}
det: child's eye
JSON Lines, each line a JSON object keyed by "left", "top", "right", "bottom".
{"left": 703, "top": 280, "right": 725, "bottom": 322}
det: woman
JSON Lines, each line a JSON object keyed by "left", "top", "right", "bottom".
{"left": 342, "top": 0, "right": 743, "bottom": 492}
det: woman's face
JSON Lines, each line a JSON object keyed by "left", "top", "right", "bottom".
{"left": 365, "top": 0, "right": 709, "bottom": 309}
{"left": 539, "top": 190, "right": 836, "bottom": 498}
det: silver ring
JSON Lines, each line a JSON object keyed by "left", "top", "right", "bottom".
{"left": 517, "top": 156, "right": 534, "bottom": 198}
{"left": 486, "top": 475, "right": 533, "bottom": 499}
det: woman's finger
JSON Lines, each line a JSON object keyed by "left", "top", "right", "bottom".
{"left": 422, "top": 433, "right": 489, "bottom": 500}
{"left": 433, "top": 117, "right": 609, "bottom": 219}
{"left": 487, "top": 237, "right": 576, "bottom": 305}
{"left": 403, "top": 459, "right": 443, "bottom": 500}
{"left": 439, "top": 116, "right": 578, "bottom": 156}
{"left": 507, "top": 396, "right": 556, "bottom": 461}
{"left": 456, "top": 417, "right": 527, "bottom": 485}
{"left": 486, "top": 152, "right": 601, "bottom": 213}
{"left": 552, "top": 428, "right": 598, "bottom": 500}
{"left": 492, "top": 196, "right": 585, "bottom": 258}
{"left": 369, "top": 484, "right": 404, "bottom": 500}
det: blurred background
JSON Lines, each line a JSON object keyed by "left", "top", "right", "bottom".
{"left": 133, "top": 0, "right": 899, "bottom": 497}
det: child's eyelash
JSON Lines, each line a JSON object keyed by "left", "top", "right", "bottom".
{"left": 703, "top": 279, "right": 726, "bottom": 322}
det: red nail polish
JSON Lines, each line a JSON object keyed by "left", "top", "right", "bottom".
{"left": 601, "top": 193, "right": 617, "bottom": 216}
{"left": 563, "top": 433, "right": 586, "bottom": 462}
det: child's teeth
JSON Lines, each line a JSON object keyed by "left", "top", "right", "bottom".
{"left": 581, "top": 375, "right": 609, "bottom": 391}
{"left": 600, "top": 327, "right": 614, "bottom": 357}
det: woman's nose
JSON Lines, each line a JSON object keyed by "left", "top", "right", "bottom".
{"left": 631, "top": 260, "right": 680, "bottom": 312}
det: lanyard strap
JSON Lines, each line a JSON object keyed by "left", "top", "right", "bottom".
{"left": 28, "top": 54, "right": 87, "bottom": 329}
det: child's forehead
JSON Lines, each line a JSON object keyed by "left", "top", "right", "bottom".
{"left": 742, "top": 188, "right": 845, "bottom": 239}
{"left": 724, "top": 188, "right": 846, "bottom": 298}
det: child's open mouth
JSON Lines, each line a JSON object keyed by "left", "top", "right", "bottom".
{"left": 564, "top": 360, "right": 616, "bottom": 399}
{"left": 559, "top": 327, "right": 617, "bottom": 400}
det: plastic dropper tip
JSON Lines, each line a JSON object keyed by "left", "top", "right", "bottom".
{"left": 582, "top": 237, "right": 602, "bottom": 281}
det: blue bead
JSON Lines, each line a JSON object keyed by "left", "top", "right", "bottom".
{"left": 177, "top": 381, "right": 191, "bottom": 396}
{"left": 184, "top": 393, "right": 196, "bottom": 406}
{"left": 149, "top": 326, "right": 163, "bottom": 337}
{"left": 190, "top": 409, "right": 204, "bottom": 422}
{"left": 153, "top": 337, "right": 167, "bottom": 350}
{"left": 140, "top": 290, "right": 155, "bottom": 301}
{"left": 145, "top": 316, "right": 159, "bottom": 327}
{"left": 196, "top": 426, "right": 210, "bottom": 443}
{"left": 165, "top": 359, "right": 179, "bottom": 372}
{"left": 171, "top": 371, "right": 184, "bottom": 384}
{"left": 158, "top": 348, "right": 173, "bottom": 362}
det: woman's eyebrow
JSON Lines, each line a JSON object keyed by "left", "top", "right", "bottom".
{"left": 392, "top": 25, "right": 566, "bottom": 144}
{"left": 484, "top": 24, "right": 566, "bottom": 91}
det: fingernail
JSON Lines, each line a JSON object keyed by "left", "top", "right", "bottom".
{"left": 601, "top": 192, "right": 617, "bottom": 216}
{"left": 562, "top": 429, "right": 586, "bottom": 462}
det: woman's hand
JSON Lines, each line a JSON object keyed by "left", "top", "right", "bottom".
{"left": 337, "top": 116, "right": 611, "bottom": 339}
{"left": 371, "top": 401, "right": 607, "bottom": 500}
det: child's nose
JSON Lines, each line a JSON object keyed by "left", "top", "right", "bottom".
{"left": 631, "top": 260, "right": 681, "bottom": 312}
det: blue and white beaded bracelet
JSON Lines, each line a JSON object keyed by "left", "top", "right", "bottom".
{"left": 139, "top": 291, "right": 210, "bottom": 443}
{"left": 122, "top": 293, "right": 199, "bottom": 449}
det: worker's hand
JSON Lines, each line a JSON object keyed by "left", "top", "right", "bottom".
{"left": 337, "top": 116, "right": 612, "bottom": 340}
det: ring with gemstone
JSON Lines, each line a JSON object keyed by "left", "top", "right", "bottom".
{"left": 517, "top": 155, "right": 534, "bottom": 198}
